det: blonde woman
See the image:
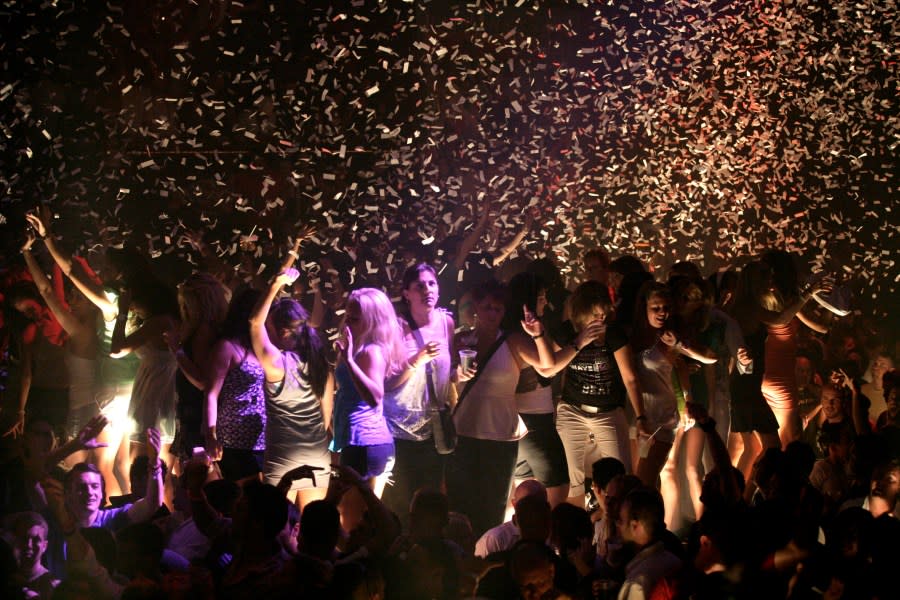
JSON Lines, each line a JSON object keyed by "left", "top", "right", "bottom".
{"left": 332, "top": 288, "right": 407, "bottom": 496}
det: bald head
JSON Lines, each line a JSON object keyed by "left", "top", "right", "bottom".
{"left": 513, "top": 480, "right": 548, "bottom": 506}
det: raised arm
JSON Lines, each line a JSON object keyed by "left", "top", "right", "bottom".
{"left": 27, "top": 212, "right": 116, "bottom": 318}
{"left": 127, "top": 428, "right": 164, "bottom": 523}
{"left": 110, "top": 294, "right": 172, "bottom": 357}
{"left": 453, "top": 204, "right": 491, "bottom": 270}
{"left": 508, "top": 305, "right": 555, "bottom": 370}
{"left": 22, "top": 234, "right": 91, "bottom": 340}
{"left": 250, "top": 270, "right": 297, "bottom": 382}
{"left": 688, "top": 403, "right": 742, "bottom": 504}
{"left": 44, "top": 415, "right": 109, "bottom": 472}
{"left": 760, "top": 278, "right": 832, "bottom": 327}
{"left": 796, "top": 310, "right": 829, "bottom": 335}
{"left": 492, "top": 212, "right": 532, "bottom": 267}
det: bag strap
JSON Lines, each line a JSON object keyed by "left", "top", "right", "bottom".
{"left": 453, "top": 331, "right": 509, "bottom": 415}
{"left": 406, "top": 313, "right": 441, "bottom": 410}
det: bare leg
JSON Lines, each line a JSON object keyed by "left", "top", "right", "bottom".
{"left": 113, "top": 435, "right": 132, "bottom": 494}
{"left": 758, "top": 431, "right": 781, "bottom": 453}
{"left": 734, "top": 432, "right": 758, "bottom": 483}
{"left": 546, "top": 484, "right": 569, "bottom": 509}
{"left": 772, "top": 406, "right": 800, "bottom": 448}
{"left": 372, "top": 472, "right": 390, "bottom": 498}
{"left": 727, "top": 432, "right": 744, "bottom": 467}
{"left": 636, "top": 440, "right": 673, "bottom": 488}
{"left": 295, "top": 486, "right": 328, "bottom": 513}
{"left": 683, "top": 427, "right": 706, "bottom": 521}
{"left": 660, "top": 429, "right": 683, "bottom": 529}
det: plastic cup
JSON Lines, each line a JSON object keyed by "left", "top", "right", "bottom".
{"left": 638, "top": 436, "right": 652, "bottom": 459}
{"left": 459, "top": 348, "right": 477, "bottom": 371}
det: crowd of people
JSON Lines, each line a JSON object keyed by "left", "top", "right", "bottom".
{"left": 1, "top": 209, "right": 898, "bottom": 600}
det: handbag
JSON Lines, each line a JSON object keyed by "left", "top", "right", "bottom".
{"left": 445, "top": 332, "right": 510, "bottom": 449}
{"left": 407, "top": 314, "right": 458, "bottom": 454}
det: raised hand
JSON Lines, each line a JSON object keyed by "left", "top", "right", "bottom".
{"left": 521, "top": 304, "right": 544, "bottom": 338}
{"left": 274, "top": 268, "right": 301, "bottom": 288}
{"left": 76, "top": 415, "right": 109, "bottom": 450}
{"left": 21, "top": 229, "right": 36, "bottom": 252}
{"left": 41, "top": 477, "right": 74, "bottom": 531}
{"left": 146, "top": 428, "right": 161, "bottom": 463}
{"left": 335, "top": 325, "right": 354, "bottom": 359}
{"left": 183, "top": 454, "right": 211, "bottom": 495}
{"left": 575, "top": 319, "right": 607, "bottom": 349}
{"left": 276, "top": 464, "right": 325, "bottom": 493}
{"left": 736, "top": 346, "right": 752, "bottom": 366}
{"left": 25, "top": 212, "right": 47, "bottom": 239}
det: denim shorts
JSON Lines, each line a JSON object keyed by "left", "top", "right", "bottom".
{"left": 341, "top": 442, "right": 395, "bottom": 479}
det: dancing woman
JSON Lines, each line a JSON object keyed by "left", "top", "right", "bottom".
{"left": 332, "top": 287, "right": 407, "bottom": 496}
{"left": 168, "top": 272, "right": 229, "bottom": 461}
{"left": 21, "top": 231, "right": 100, "bottom": 466}
{"left": 759, "top": 250, "right": 831, "bottom": 445}
{"left": 204, "top": 288, "right": 266, "bottom": 482}
{"left": 250, "top": 269, "right": 333, "bottom": 509}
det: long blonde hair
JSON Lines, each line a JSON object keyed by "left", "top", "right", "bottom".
{"left": 345, "top": 287, "right": 407, "bottom": 375}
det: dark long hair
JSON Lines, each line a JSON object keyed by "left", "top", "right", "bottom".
{"left": 219, "top": 287, "right": 261, "bottom": 348}
{"left": 271, "top": 298, "right": 328, "bottom": 399}
{"left": 130, "top": 278, "right": 179, "bottom": 320}
{"left": 502, "top": 271, "right": 545, "bottom": 333}
{"left": 631, "top": 281, "right": 671, "bottom": 352}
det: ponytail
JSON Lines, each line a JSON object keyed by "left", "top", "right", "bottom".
{"left": 296, "top": 322, "right": 328, "bottom": 399}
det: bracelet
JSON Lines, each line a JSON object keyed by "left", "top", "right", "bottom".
{"left": 531, "top": 331, "right": 545, "bottom": 340}
{"left": 635, "top": 415, "right": 647, "bottom": 422}
{"left": 569, "top": 342, "right": 580, "bottom": 352}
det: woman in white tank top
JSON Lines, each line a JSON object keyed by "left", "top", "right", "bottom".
{"left": 446, "top": 280, "right": 554, "bottom": 538}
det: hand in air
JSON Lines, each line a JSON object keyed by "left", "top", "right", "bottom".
{"left": 521, "top": 305, "right": 544, "bottom": 338}
{"left": 25, "top": 212, "right": 48, "bottom": 238}
{"left": 335, "top": 325, "right": 354, "bottom": 359}
{"left": 274, "top": 268, "right": 300, "bottom": 288}
{"left": 76, "top": 415, "right": 109, "bottom": 450}
{"left": 21, "top": 229, "right": 36, "bottom": 252}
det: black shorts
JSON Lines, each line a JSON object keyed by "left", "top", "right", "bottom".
{"left": 730, "top": 373, "right": 779, "bottom": 434}
{"left": 515, "top": 412, "right": 570, "bottom": 488}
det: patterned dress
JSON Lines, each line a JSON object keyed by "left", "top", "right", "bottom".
{"left": 218, "top": 349, "right": 266, "bottom": 452}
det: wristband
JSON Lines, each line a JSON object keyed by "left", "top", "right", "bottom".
{"left": 531, "top": 331, "right": 545, "bottom": 340}
{"left": 569, "top": 342, "right": 580, "bottom": 352}
{"left": 635, "top": 415, "right": 647, "bottom": 422}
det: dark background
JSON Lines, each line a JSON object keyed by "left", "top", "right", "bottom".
{"left": 1, "top": 0, "right": 897, "bottom": 323}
